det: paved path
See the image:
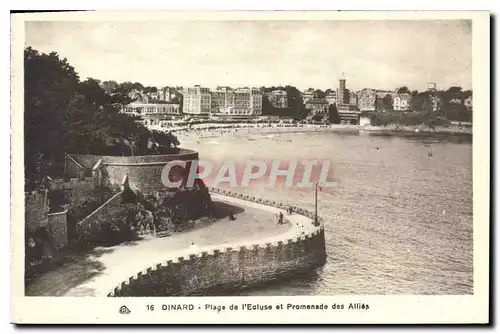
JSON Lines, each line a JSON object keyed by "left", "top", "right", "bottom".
{"left": 26, "top": 194, "right": 316, "bottom": 297}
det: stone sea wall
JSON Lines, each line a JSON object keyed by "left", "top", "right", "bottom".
{"left": 108, "top": 188, "right": 326, "bottom": 297}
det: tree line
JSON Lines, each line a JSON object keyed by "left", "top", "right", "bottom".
{"left": 24, "top": 47, "right": 179, "bottom": 189}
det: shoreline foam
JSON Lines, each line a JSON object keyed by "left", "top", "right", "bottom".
{"left": 163, "top": 123, "right": 472, "bottom": 143}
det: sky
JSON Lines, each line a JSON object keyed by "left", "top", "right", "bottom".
{"left": 25, "top": 20, "right": 472, "bottom": 92}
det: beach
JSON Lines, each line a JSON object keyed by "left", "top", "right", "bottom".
{"left": 146, "top": 122, "right": 473, "bottom": 144}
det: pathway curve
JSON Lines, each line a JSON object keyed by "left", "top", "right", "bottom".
{"left": 27, "top": 193, "right": 316, "bottom": 297}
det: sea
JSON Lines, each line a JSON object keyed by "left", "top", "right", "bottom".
{"left": 184, "top": 130, "right": 473, "bottom": 295}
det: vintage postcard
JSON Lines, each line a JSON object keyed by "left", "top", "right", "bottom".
{"left": 10, "top": 11, "right": 490, "bottom": 324}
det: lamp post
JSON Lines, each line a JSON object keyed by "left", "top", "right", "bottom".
{"left": 314, "top": 182, "right": 319, "bottom": 226}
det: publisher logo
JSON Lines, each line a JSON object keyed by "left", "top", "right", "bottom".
{"left": 119, "top": 305, "right": 131, "bottom": 314}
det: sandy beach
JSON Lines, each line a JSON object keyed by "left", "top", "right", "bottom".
{"left": 149, "top": 122, "right": 472, "bottom": 144}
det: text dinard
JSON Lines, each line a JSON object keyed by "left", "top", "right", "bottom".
{"left": 158, "top": 303, "right": 370, "bottom": 312}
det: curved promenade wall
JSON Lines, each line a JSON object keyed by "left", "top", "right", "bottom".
{"left": 71, "top": 149, "right": 199, "bottom": 195}
{"left": 108, "top": 188, "right": 327, "bottom": 297}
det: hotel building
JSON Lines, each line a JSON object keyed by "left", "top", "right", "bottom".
{"left": 268, "top": 90, "right": 288, "bottom": 108}
{"left": 182, "top": 85, "right": 212, "bottom": 115}
{"left": 325, "top": 90, "right": 337, "bottom": 105}
{"left": 302, "top": 89, "right": 316, "bottom": 104}
{"left": 393, "top": 93, "right": 412, "bottom": 111}
{"left": 357, "top": 89, "right": 377, "bottom": 111}
{"left": 122, "top": 102, "right": 181, "bottom": 117}
{"left": 123, "top": 89, "right": 181, "bottom": 117}
{"left": 305, "top": 99, "right": 329, "bottom": 116}
{"left": 211, "top": 87, "right": 263, "bottom": 117}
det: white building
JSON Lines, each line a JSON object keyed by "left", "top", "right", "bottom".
{"left": 393, "top": 93, "right": 412, "bottom": 111}
{"left": 268, "top": 90, "right": 288, "bottom": 108}
{"left": 325, "top": 91, "right": 336, "bottom": 105}
{"left": 211, "top": 87, "right": 262, "bottom": 116}
{"left": 465, "top": 96, "right": 473, "bottom": 111}
{"left": 302, "top": 89, "right": 315, "bottom": 104}
{"left": 122, "top": 101, "right": 181, "bottom": 116}
{"left": 182, "top": 85, "right": 212, "bottom": 115}
{"left": 357, "top": 89, "right": 377, "bottom": 111}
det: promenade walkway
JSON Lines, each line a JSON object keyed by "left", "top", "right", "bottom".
{"left": 26, "top": 193, "right": 316, "bottom": 297}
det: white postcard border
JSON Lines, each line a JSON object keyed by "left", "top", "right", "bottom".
{"left": 10, "top": 10, "right": 490, "bottom": 324}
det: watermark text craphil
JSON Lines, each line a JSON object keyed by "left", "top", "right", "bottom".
{"left": 161, "top": 159, "right": 338, "bottom": 189}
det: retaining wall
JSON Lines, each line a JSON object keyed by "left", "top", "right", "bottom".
{"left": 25, "top": 190, "right": 49, "bottom": 234}
{"left": 47, "top": 177, "right": 103, "bottom": 209}
{"left": 108, "top": 188, "right": 326, "bottom": 297}
{"left": 65, "top": 154, "right": 86, "bottom": 178}
{"left": 75, "top": 191, "right": 125, "bottom": 239}
{"left": 47, "top": 210, "right": 68, "bottom": 248}
{"left": 70, "top": 150, "right": 199, "bottom": 195}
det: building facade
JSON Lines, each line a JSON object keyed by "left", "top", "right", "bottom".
{"left": 393, "top": 93, "right": 412, "bottom": 111}
{"left": 336, "top": 78, "right": 350, "bottom": 108}
{"left": 430, "top": 96, "right": 441, "bottom": 113}
{"left": 349, "top": 94, "right": 358, "bottom": 110}
{"left": 357, "top": 89, "right": 377, "bottom": 111}
{"left": 128, "top": 89, "right": 150, "bottom": 104}
{"left": 250, "top": 89, "right": 263, "bottom": 115}
{"left": 268, "top": 90, "right": 288, "bottom": 108}
{"left": 302, "top": 89, "right": 316, "bottom": 104}
{"left": 182, "top": 86, "right": 212, "bottom": 115}
{"left": 305, "top": 99, "right": 329, "bottom": 116}
{"left": 122, "top": 101, "right": 181, "bottom": 116}
{"left": 325, "top": 90, "right": 336, "bottom": 105}
{"left": 465, "top": 96, "right": 473, "bottom": 111}
{"left": 211, "top": 87, "right": 262, "bottom": 116}
{"left": 150, "top": 87, "right": 177, "bottom": 102}
{"left": 427, "top": 82, "right": 437, "bottom": 92}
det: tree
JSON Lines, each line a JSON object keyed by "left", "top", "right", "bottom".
{"left": 285, "top": 85, "right": 308, "bottom": 120}
{"left": 314, "top": 89, "right": 325, "bottom": 99}
{"left": 441, "top": 102, "right": 471, "bottom": 122}
{"left": 445, "top": 86, "right": 463, "bottom": 102}
{"left": 115, "top": 81, "right": 135, "bottom": 94}
{"left": 24, "top": 47, "right": 168, "bottom": 189}
{"left": 24, "top": 47, "right": 80, "bottom": 185}
{"left": 132, "top": 82, "right": 144, "bottom": 91}
{"left": 382, "top": 94, "right": 393, "bottom": 110}
{"left": 411, "top": 92, "right": 429, "bottom": 111}
{"left": 261, "top": 95, "right": 276, "bottom": 115}
{"left": 100, "top": 80, "right": 118, "bottom": 94}
{"left": 78, "top": 78, "right": 109, "bottom": 106}
{"left": 311, "top": 114, "right": 324, "bottom": 122}
{"left": 397, "top": 86, "right": 410, "bottom": 94}
{"left": 143, "top": 86, "right": 158, "bottom": 94}
{"left": 328, "top": 103, "right": 340, "bottom": 124}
